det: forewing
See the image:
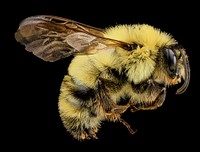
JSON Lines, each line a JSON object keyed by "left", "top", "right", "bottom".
{"left": 15, "top": 15, "right": 106, "bottom": 62}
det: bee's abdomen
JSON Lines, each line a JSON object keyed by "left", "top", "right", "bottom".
{"left": 58, "top": 75, "right": 105, "bottom": 140}
{"left": 71, "top": 84, "right": 96, "bottom": 101}
{"left": 59, "top": 75, "right": 98, "bottom": 109}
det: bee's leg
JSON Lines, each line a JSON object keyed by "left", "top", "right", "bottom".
{"left": 130, "top": 87, "right": 166, "bottom": 111}
{"left": 96, "top": 77, "right": 136, "bottom": 134}
{"left": 154, "top": 87, "right": 166, "bottom": 108}
{"left": 111, "top": 104, "right": 131, "bottom": 114}
{"left": 96, "top": 78, "right": 131, "bottom": 120}
{"left": 105, "top": 104, "right": 131, "bottom": 121}
{"left": 96, "top": 78, "right": 115, "bottom": 112}
{"left": 105, "top": 103, "right": 137, "bottom": 134}
{"left": 141, "top": 87, "right": 166, "bottom": 110}
{"left": 96, "top": 78, "right": 126, "bottom": 121}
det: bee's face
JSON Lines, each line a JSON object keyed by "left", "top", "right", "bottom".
{"left": 153, "top": 45, "right": 190, "bottom": 95}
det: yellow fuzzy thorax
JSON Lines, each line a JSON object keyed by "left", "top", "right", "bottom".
{"left": 103, "top": 24, "right": 177, "bottom": 84}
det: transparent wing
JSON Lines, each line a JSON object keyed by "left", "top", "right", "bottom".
{"left": 15, "top": 15, "right": 133, "bottom": 62}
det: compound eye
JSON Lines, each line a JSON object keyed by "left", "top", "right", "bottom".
{"left": 163, "top": 48, "right": 177, "bottom": 77}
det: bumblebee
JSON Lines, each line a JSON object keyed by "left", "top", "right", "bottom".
{"left": 15, "top": 15, "right": 190, "bottom": 141}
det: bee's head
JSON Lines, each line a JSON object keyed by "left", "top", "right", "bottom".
{"left": 161, "top": 44, "right": 190, "bottom": 94}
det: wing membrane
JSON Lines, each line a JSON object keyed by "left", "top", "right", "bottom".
{"left": 15, "top": 15, "right": 133, "bottom": 62}
{"left": 15, "top": 15, "right": 106, "bottom": 62}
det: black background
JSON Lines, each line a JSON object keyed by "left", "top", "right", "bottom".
{"left": 2, "top": 1, "right": 199, "bottom": 150}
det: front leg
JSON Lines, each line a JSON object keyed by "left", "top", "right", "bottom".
{"left": 130, "top": 81, "right": 167, "bottom": 112}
